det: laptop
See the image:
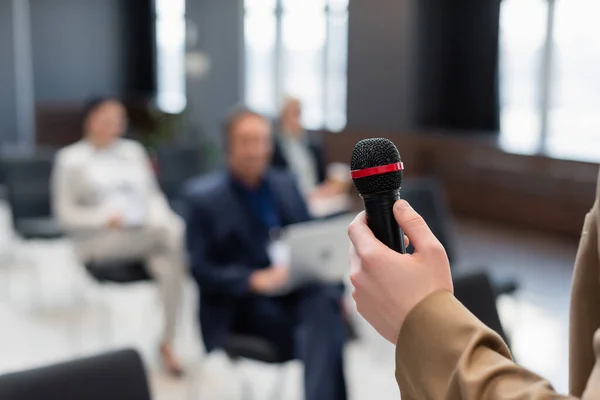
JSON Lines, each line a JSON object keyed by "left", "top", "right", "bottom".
{"left": 271, "top": 213, "right": 355, "bottom": 295}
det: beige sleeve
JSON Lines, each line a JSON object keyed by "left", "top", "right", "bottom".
{"left": 395, "top": 291, "right": 580, "bottom": 400}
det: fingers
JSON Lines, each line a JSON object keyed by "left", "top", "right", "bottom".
{"left": 394, "top": 200, "right": 437, "bottom": 252}
{"left": 276, "top": 267, "right": 289, "bottom": 282}
{"left": 348, "top": 212, "right": 386, "bottom": 263}
{"left": 349, "top": 245, "right": 360, "bottom": 288}
{"left": 349, "top": 244, "right": 360, "bottom": 274}
{"left": 271, "top": 267, "right": 289, "bottom": 291}
{"left": 404, "top": 235, "right": 409, "bottom": 248}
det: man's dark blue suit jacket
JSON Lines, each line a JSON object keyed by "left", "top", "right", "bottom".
{"left": 182, "top": 169, "right": 311, "bottom": 352}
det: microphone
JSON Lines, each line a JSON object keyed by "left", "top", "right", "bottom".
{"left": 350, "top": 138, "right": 406, "bottom": 254}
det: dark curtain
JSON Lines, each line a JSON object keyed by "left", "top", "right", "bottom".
{"left": 121, "top": 0, "right": 156, "bottom": 99}
{"left": 413, "top": 0, "right": 502, "bottom": 132}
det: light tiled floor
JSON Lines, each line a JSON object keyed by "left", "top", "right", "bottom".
{"left": 0, "top": 202, "right": 577, "bottom": 399}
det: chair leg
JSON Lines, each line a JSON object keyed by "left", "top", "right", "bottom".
{"left": 69, "top": 274, "right": 93, "bottom": 355}
{"left": 12, "top": 239, "right": 43, "bottom": 312}
{"left": 18, "top": 240, "right": 46, "bottom": 313}
{"left": 0, "top": 252, "right": 14, "bottom": 301}
{"left": 31, "top": 257, "right": 44, "bottom": 312}
{"left": 102, "top": 290, "right": 113, "bottom": 346}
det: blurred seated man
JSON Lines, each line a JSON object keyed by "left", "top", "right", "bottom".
{"left": 272, "top": 97, "right": 351, "bottom": 216}
{"left": 51, "top": 98, "right": 185, "bottom": 376}
{"left": 182, "top": 107, "right": 347, "bottom": 400}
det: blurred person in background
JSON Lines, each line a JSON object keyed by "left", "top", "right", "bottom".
{"left": 272, "top": 97, "right": 351, "bottom": 210}
{"left": 348, "top": 176, "right": 600, "bottom": 398}
{"left": 51, "top": 98, "right": 185, "bottom": 377}
{"left": 183, "top": 107, "right": 347, "bottom": 400}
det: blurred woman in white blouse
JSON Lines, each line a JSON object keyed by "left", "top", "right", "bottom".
{"left": 51, "top": 98, "right": 185, "bottom": 376}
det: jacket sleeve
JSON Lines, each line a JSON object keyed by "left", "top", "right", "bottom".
{"left": 396, "top": 291, "right": 583, "bottom": 400}
{"left": 289, "top": 172, "right": 312, "bottom": 222}
{"left": 183, "top": 195, "right": 254, "bottom": 297}
{"left": 309, "top": 138, "right": 327, "bottom": 184}
{"left": 51, "top": 153, "right": 111, "bottom": 230}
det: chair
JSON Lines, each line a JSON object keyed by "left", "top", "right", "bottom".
{"left": 223, "top": 334, "right": 291, "bottom": 400}
{"left": 85, "top": 260, "right": 151, "bottom": 284}
{"left": 401, "top": 178, "right": 455, "bottom": 262}
{"left": 82, "top": 259, "right": 153, "bottom": 343}
{"left": 0, "top": 153, "right": 64, "bottom": 307}
{"left": 402, "top": 178, "right": 519, "bottom": 297}
{"left": 0, "top": 169, "right": 6, "bottom": 201}
{"left": 81, "top": 260, "right": 197, "bottom": 397}
{"left": 0, "top": 349, "right": 151, "bottom": 400}
{"left": 453, "top": 270, "right": 511, "bottom": 347}
{"left": 221, "top": 314, "right": 355, "bottom": 400}
{"left": 0, "top": 153, "right": 63, "bottom": 241}
{"left": 155, "top": 145, "right": 205, "bottom": 214}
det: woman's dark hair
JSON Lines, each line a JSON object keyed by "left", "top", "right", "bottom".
{"left": 79, "top": 96, "right": 122, "bottom": 135}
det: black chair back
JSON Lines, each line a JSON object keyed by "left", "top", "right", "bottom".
{"left": 224, "top": 335, "right": 289, "bottom": 364}
{"left": 0, "top": 154, "right": 55, "bottom": 228}
{"left": 0, "top": 349, "right": 151, "bottom": 400}
{"left": 155, "top": 145, "right": 204, "bottom": 202}
{"left": 453, "top": 271, "right": 511, "bottom": 346}
{"left": 402, "top": 178, "right": 455, "bottom": 264}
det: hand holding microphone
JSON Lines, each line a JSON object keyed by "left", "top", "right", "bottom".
{"left": 348, "top": 201, "right": 453, "bottom": 344}
{"left": 348, "top": 138, "right": 452, "bottom": 343}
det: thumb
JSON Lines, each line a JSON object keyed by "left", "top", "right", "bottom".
{"left": 393, "top": 200, "right": 437, "bottom": 252}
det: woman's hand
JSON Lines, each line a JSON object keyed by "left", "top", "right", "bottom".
{"left": 107, "top": 213, "right": 124, "bottom": 229}
{"left": 348, "top": 201, "right": 453, "bottom": 343}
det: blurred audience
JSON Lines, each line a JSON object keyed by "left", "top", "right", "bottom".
{"left": 182, "top": 107, "right": 347, "bottom": 400}
{"left": 51, "top": 98, "right": 185, "bottom": 376}
{"left": 272, "top": 97, "right": 351, "bottom": 210}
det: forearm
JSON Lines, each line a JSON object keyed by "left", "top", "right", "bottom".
{"left": 396, "top": 291, "right": 574, "bottom": 400}
{"left": 55, "top": 202, "right": 111, "bottom": 231}
{"left": 192, "top": 262, "right": 254, "bottom": 296}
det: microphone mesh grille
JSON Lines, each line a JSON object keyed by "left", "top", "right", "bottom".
{"left": 351, "top": 138, "right": 403, "bottom": 195}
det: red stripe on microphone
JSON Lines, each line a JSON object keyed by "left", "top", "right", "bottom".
{"left": 350, "top": 162, "right": 404, "bottom": 179}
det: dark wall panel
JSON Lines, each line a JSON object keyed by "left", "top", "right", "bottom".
{"left": 186, "top": 0, "right": 244, "bottom": 142}
{"left": 346, "top": 0, "right": 416, "bottom": 133}
{"left": 0, "top": 0, "right": 17, "bottom": 144}
{"left": 30, "top": 0, "right": 126, "bottom": 102}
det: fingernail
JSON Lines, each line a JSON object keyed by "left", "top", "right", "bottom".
{"left": 395, "top": 200, "right": 407, "bottom": 211}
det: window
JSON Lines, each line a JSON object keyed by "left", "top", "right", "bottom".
{"left": 500, "top": 0, "right": 600, "bottom": 162}
{"left": 155, "top": 0, "right": 186, "bottom": 114}
{"left": 244, "top": 0, "right": 349, "bottom": 131}
{"left": 548, "top": 0, "right": 600, "bottom": 161}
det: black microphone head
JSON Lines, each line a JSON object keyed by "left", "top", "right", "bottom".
{"left": 351, "top": 138, "right": 403, "bottom": 195}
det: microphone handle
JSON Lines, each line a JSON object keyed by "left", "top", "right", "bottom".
{"left": 362, "top": 189, "right": 406, "bottom": 254}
